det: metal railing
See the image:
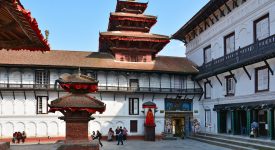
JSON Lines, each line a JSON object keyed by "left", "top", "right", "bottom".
{"left": 199, "top": 34, "right": 275, "bottom": 74}
{"left": 0, "top": 83, "right": 203, "bottom": 94}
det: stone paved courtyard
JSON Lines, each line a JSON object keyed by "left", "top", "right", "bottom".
{"left": 10, "top": 139, "right": 231, "bottom": 150}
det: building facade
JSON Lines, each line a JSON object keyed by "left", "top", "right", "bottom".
{"left": 173, "top": 0, "right": 275, "bottom": 139}
{"left": 0, "top": 0, "right": 202, "bottom": 138}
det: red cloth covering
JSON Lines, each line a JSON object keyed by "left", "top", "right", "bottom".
{"left": 11, "top": 0, "right": 50, "bottom": 51}
{"left": 145, "top": 109, "right": 155, "bottom": 127}
{"left": 100, "top": 37, "right": 170, "bottom": 43}
{"left": 60, "top": 83, "right": 98, "bottom": 93}
{"left": 49, "top": 107, "right": 106, "bottom": 114}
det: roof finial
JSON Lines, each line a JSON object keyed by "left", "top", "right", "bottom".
{"left": 45, "top": 30, "right": 49, "bottom": 41}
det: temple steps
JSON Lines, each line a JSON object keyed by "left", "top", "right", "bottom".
{"left": 188, "top": 133, "right": 275, "bottom": 150}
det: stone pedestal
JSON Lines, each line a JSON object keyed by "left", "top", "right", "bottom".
{"left": 0, "top": 142, "right": 10, "bottom": 150}
{"left": 144, "top": 125, "right": 155, "bottom": 141}
{"left": 56, "top": 140, "right": 99, "bottom": 150}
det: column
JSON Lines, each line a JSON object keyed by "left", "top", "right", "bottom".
{"left": 231, "top": 110, "right": 236, "bottom": 135}
{"left": 268, "top": 108, "right": 274, "bottom": 140}
{"left": 246, "top": 109, "right": 251, "bottom": 136}
{"left": 217, "top": 110, "right": 221, "bottom": 133}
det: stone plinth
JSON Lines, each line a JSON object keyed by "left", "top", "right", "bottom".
{"left": 0, "top": 142, "right": 10, "bottom": 150}
{"left": 144, "top": 125, "right": 156, "bottom": 141}
{"left": 56, "top": 141, "right": 99, "bottom": 150}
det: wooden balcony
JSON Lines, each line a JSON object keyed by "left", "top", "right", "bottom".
{"left": 196, "top": 34, "right": 275, "bottom": 80}
{"left": 0, "top": 83, "right": 203, "bottom": 95}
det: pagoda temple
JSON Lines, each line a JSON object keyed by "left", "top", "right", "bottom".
{"left": 99, "top": 0, "right": 170, "bottom": 62}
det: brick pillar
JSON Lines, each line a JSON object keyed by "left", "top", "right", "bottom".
{"left": 217, "top": 110, "right": 221, "bottom": 133}
{"left": 246, "top": 109, "right": 251, "bottom": 136}
{"left": 66, "top": 120, "right": 89, "bottom": 141}
{"left": 268, "top": 108, "right": 274, "bottom": 140}
{"left": 231, "top": 110, "right": 236, "bottom": 135}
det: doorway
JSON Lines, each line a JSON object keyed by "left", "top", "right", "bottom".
{"left": 258, "top": 110, "right": 268, "bottom": 137}
{"left": 172, "top": 118, "right": 185, "bottom": 137}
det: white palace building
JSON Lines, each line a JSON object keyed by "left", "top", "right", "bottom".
{"left": 0, "top": 0, "right": 202, "bottom": 139}
{"left": 1, "top": 0, "right": 275, "bottom": 141}
{"left": 173, "top": 0, "right": 275, "bottom": 139}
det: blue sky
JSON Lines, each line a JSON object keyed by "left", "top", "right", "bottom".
{"left": 20, "top": 0, "right": 209, "bottom": 57}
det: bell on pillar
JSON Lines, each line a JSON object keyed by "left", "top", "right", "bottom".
{"left": 142, "top": 101, "right": 157, "bottom": 141}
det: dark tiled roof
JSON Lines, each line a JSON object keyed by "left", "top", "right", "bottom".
{"left": 0, "top": 50, "right": 198, "bottom": 74}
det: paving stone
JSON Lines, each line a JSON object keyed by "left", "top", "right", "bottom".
{"left": 10, "top": 139, "right": 231, "bottom": 150}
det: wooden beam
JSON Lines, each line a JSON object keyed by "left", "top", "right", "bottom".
{"left": 206, "top": 78, "right": 213, "bottom": 88}
{"left": 0, "top": 21, "right": 17, "bottom": 32}
{"left": 243, "top": 66, "right": 251, "bottom": 80}
{"left": 0, "top": 90, "right": 3, "bottom": 100}
{"left": 264, "top": 60, "right": 274, "bottom": 75}
{"left": 229, "top": 71, "right": 237, "bottom": 83}
{"left": 218, "top": 8, "right": 225, "bottom": 17}
{"left": 209, "top": 17, "right": 214, "bottom": 25}
{"left": 216, "top": 75, "right": 223, "bottom": 86}
{"left": 224, "top": 2, "right": 231, "bottom": 12}
{"left": 12, "top": 91, "right": 15, "bottom": 100}
{"left": 212, "top": 12, "right": 219, "bottom": 21}
{"left": 0, "top": 39, "right": 34, "bottom": 48}
{"left": 205, "top": 20, "right": 210, "bottom": 28}
{"left": 23, "top": 91, "right": 26, "bottom": 100}
{"left": 233, "top": 0, "right": 239, "bottom": 7}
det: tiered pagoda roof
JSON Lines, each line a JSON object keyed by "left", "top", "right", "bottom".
{"left": 0, "top": 0, "right": 50, "bottom": 51}
{"left": 100, "top": 0, "right": 170, "bottom": 62}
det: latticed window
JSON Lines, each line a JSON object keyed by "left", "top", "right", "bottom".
{"left": 35, "top": 70, "right": 49, "bottom": 88}
{"left": 204, "top": 45, "right": 212, "bottom": 63}
{"left": 224, "top": 32, "right": 235, "bottom": 54}
{"left": 226, "top": 76, "right": 235, "bottom": 95}
{"left": 129, "top": 98, "right": 139, "bottom": 115}
{"left": 204, "top": 82, "right": 211, "bottom": 99}
{"left": 36, "top": 96, "right": 48, "bottom": 114}
{"left": 254, "top": 14, "right": 269, "bottom": 41}
{"left": 256, "top": 67, "right": 269, "bottom": 92}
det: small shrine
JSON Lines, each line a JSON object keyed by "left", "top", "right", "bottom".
{"left": 49, "top": 73, "right": 106, "bottom": 150}
{"left": 143, "top": 101, "right": 157, "bottom": 141}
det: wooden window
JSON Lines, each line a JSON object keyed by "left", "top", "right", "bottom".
{"left": 129, "top": 98, "right": 139, "bottom": 115}
{"left": 86, "top": 71, "right": 97, "bottom": 80}
{"left": 35, "top": 70, "right": 49, "bottom": 88}
{"left": 204, "top": 82, "right": 211, "bottom": 99}
{"left": 254, "top": 14, "right": 269, "bottom": 41}
{"left": 226, "top": 75, "right": 235, "bottom": 96}
{"left": 130, "top": 120, "right": 138, "bottom": 133}
{"left": 36, "top": 96, "right": 48, "bottom": 114}
{"left": 224, "top": 32, "right": 235, "bottom": 55}
{"left": 203, "top": 45, "right": 212, "bottom": 63}
{"left": 205, "top": 109, "right": 211, "bottom": 127}
{"left": 255, "top": 66, "right": 269, "bottom": 92}
{"left": 129, "top": 79, "right": 139, "bottom": 91}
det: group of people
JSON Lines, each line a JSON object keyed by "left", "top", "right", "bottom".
{"left": 12, "top": 131, "right": 27, "bottom": 144}
{"left": 91, "top": 126, "right": 128, "bottom": 147}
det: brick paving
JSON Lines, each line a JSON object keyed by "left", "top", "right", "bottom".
{"left": 10, "top": 139, "right": 231, "bottom": 150}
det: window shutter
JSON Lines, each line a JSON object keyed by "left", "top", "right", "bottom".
{"left": 222, "top": 78, "right": 226, "bottom": 96}
{"left": 42, "top": 97, "right": 48, "bottom": 114}
{"left": 263, "top": 69, "right": 269, "bottom": 90}
{"left": 261, "top": 18, "right": 269, "bottom": 39}
{"left": 256, "top": 22, "right": 262, "bottom": 40}
{"left": 232, "top": 79, "right": 236, "bottom": 94}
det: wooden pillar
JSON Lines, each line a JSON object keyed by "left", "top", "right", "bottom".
{"left": 217, "top": 110, "right": 221, "bottom": 133}
{"left": 148, "top": 73, "right": 151, "bottom": 91}
{"left": 246, "top": 109, "right": 251, "bottom": 136}
{"left": 231, "top": 110, "right": 236, "bottom": 135}
{"left": 268, "top": 108, "right": 274, "bottom": 140}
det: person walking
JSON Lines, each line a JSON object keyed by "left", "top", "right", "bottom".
{"left": 115, "top": 127, "right": 120, "bottom": 141}
{"left": 107, "top": 128, "right": 114, "bottom": 141}
{"left": 22, "top": 131, "right": 27, "bottom": 143}
{"left": 117, "top": 127, "right": 124, "bottom": 145}
{"left": 123, "top": 127, "right": 128, "bottom": 141}
{"left": 91, "top": 131, "right": 96, "bottom": 140}
{"left": 94, "top": 130, "right": 103, "bottom": 147}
